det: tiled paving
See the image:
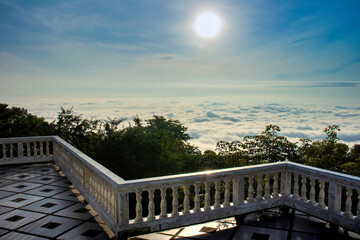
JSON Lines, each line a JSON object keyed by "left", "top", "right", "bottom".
{"left": 1, "top": 163, "right": 360, "bottom": 240}
{"left": 0, "top": 163, "right": 113, "bottom": 239}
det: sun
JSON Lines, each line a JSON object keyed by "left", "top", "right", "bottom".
{"left": 194, "top": 12, "right": 222, "bottom": 39}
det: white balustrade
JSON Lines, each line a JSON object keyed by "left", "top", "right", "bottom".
{"left": 1, "top": 136, "right": 360, "bottom": 237}
{"left": 214, "top": 180, "right": 221, "bottom": 208}
{"left": 224, "top": 179, "right": 230, "bottom": 206}
{"left": 248, "top": 176, "right": 254, "bottom": 201}
{"left": 171, "top": 187, "right": 179, "bottom": 216}
{"left": 301, "top": 176, "right": 307, "bottom": 202}
{"left": 183, "top": 185, "right": 190, "bottom": 214}
{"left": 148, "top": 190, "right": 155, "bottom": 220}
{"left": 293, "top": 174, "right": 300, "bottom": 199}
{"left": 272, "top": 173, "right": 279, "bottom": 197}
{"left": 256, "top": 174, "right": 263, "bottom": 200}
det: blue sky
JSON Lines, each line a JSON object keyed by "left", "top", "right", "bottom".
{"left": 0, "top": 0, "right": 360, "bottom": 103}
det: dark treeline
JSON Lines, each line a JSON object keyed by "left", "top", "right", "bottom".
{"left": 1, "top": 103, "right": 359, "bottom": 179}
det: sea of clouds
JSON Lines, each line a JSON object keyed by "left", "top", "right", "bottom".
{"left": 6, "top": 97, "right": 360, "bottom": 152}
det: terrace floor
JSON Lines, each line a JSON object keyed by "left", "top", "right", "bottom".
{"left": 0, "top": 163, "right": 359, "bottom": 240}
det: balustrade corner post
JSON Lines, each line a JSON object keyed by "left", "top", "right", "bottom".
{"left": 328, "top": 182, "right": 341, "bottom": 213}
{"left": 281, "top": 171, "right": 291, "bottom": 197}
{"left": 116, "top": 191, "right": 129, "bottom": 226}
{"left": 233, "top": 177, "right": 244, "bottom": 205}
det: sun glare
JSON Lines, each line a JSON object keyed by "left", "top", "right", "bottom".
{"left": 194, "top": 12, "right": 222, "bottom": 39}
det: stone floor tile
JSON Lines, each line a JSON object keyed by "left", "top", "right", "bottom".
{"left": 175, "top": 223, "right": 218, "bottom": 240}
{"left": 293, "top": 214, "right": 328, "bottom": 234}
{"left": 27, "top": 175, "right": 63, "bottom": 185}
{"left": 22, "top": 198, "right": 76, "bottom": 214}
{"left": 0, "top": 231, "right": 49, "bottom": 240}
{"left": 242, "top": 211, "right": 290, "bottom": 230}
{"left": 0, "top": 190, "right": 16, "bottom": 200}
{"left": 0, "top": 178, "right": 19, "bottom": 188}
{"left": 0, "top": 206, "right": 13, "bottom": 215}
{"left": 13, "top": 165, "right": 42, "bottom": 172}
{"left": 49, "top": 178, "right": 73, "bottom": 187}
{"left": 18, "top": 215, "right": 82, "bottom": 238}
{"left": 57, "top": 221, "right": 110, "bottom": 240}
{"left": 51, "top": 189, "right": 82, "bottom": 202}
{"left": 2, "top": 182, "right": 43, "bottom": 193}
{"left": 49, "top": 171, "right": 65, "bottom": 176}
{"left": 0, "top": 169, "right": 23, "bottom": 177}
{"left": 0, "top": 193, "right": 44, "bottom": 208}
{"left": 3, "top": 172, "right": 42, "bottom": 181}
{"left": 157, "top": 227, "right": 183, "bottom": 236}
{"left": 233, "top": 225, "right": 287, "bottom": 240}
{"left": 26, "top": 165, "right": 58, "bottom": 174}
{"left": 54, "top": 202, "right": 94, "bottom": 221}
{"left": 24, "top": 184, "right": 68, "bottom": 197}
{"left": 0, "top": 209, "right": 46, "bottom": 230}
{"left": 0, "top": 228, "right": 8, "bottom": 237}
{"left": 130, "top": 232, "right": 175, "bottom": 240}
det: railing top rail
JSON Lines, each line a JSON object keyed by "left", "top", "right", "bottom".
{"left": 0, "top": 136, "right": 54, "bottom": 143}
{"left": 52, "top": 136, "right": 125, "bottom": 185}
{"left": 286, "top": 161, "right": 360, "bottom": 187}
{"left": 118, "top": 161, "right": 287, "bottom": 190}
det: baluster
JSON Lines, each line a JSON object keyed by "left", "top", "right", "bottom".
{"left": 148, "top": 189, "right": 155, "bottom": 220}
{"left": 264, "top": 174, "right": 270, "bottom": 199}
{"left": 95, "top": 178, "right": 99, "bottom": 200}
{"left": 160, "top": 188, "right": 167, "bottom": 218}
{"left": 172, "top": 187, "right": 179, "bottom": 216}
{"left": 101, "top": 181, "right": 104, "bottom": 205}
{"left": 107, "top": 185, "right": 111, "bottom": 210}
{"left": 46, "top": 141, "right": 50, "bottom": 156}
{"left": 135, "top": 189, "right": 143, "bottom": 222}
{"left": 214, "top": 180, "right": 221, "bottom": 208}
{"left": 34, "top": 142, "right": 38, "bottom": 157}
{"left": 248, "top": 176, "right": 254, "bottom": 201}
{"left": 10, "top": 143, "right": 13, "bottom": 158}
{"left": 204, "top": 181, "right": 211, "bottom": 210}
{"left": 309, "top": 178, "right": 316, "bottom": 205}
{"left": 105, "top": 185, "right": 108, "bottom": 209}
{"left": 256, "top": 174, "right": 262, "bottom": 200}
{"left": 344, "top": 187, "right": 353, "bottom": 217}
{"left": 357, "top": 192, "right": 360, "bottom": 221}
{"left": 26, "top": 142, "right": 30, "bottom": 157}
{"left": 194, "top": 183, "right": 200, "bottom": 213}
{"left": 40, "top": 142, "right": 44, "bottom": 156}
{"left": 2, "top": 144, "right": 6, "bottom": 159}
{"left": 301, "top": 176, "right": 307, "bottom": 202}
{"left": 272, "top": 173, "right": 279, "bottom": 197}
{"left": 224, "top": 179, "right": 230, "bottom": 207}
{"left": 318, "top": 180, "right": 325, "bottom": 208}
{"left": 183, "top": 185, "right": 190, "bottom": 214}
{"left": 293, "top": 174, "right": 300, "bottom": 198}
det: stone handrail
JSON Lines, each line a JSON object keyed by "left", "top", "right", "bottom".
{"left": 0, "top": 136, "right": 54, "bottom": 164}
{"left": 0, "top": 136, "right": 359, "bottom": 238}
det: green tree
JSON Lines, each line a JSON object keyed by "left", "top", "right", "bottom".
{"left": 0, "top": 103, "right": 55, "bottom": 137}
{"left": 55, "top": 107, "right": 102, "bottom": 157}
{"left": 299, "top": 125, "right": 349, "bottom": 171}
{"left": 95, "top": 115, "right": 200, "bottom": 179}
{"left": 243, "top": 125, "right": 298, "bottom": 163}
